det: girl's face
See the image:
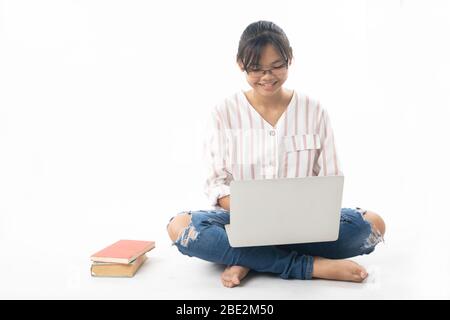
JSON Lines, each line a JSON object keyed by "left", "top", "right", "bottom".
{"left": 238, "top": 44, "right": 290, "bottom": 97}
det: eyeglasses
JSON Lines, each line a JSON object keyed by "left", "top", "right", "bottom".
{"left": 246, "top": 62, "right": 288, "bottom": 78}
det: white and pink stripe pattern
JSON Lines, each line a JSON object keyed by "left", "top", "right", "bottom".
{"left": 203, "top": 89, "right": 343, "bottom": 207}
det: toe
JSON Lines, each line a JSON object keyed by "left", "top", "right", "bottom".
{"left": 351, "top": 265, "right": 367, "bottom": 282}
{"left": 221, "top": 276, "right": 230, "bottom": 287}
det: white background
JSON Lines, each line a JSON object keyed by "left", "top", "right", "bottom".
{"left": 1, "top": 0, "right": 449, "bottom": 299}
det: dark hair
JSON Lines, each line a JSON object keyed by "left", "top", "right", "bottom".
{"left": 236, "top": 20, "right": 293, "bottom": 72}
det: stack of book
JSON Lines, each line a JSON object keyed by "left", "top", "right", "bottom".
{"left": 90, "top": 239, "right": 155, "bottom": 277}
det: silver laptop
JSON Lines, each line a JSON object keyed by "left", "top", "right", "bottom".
{"left": 224, "top": 176, "right": 344, "bottom": 247}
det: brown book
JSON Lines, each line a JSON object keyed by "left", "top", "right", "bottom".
{"left": 91, "top": 254, "right": 147, "bottom": 277}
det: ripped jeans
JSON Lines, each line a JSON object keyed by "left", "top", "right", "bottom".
{"left": 167, "top": 207, "right": 384, "bottom": 280}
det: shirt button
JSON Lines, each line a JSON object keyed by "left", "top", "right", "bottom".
{"left": 269, "top": 130, "right": 276, "bottom": 136}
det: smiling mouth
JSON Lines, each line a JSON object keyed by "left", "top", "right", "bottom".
{"left": 258, "top": 81, "right": 278, "bottom": 88}
{"left": 258, "top": 81, "right": 278, "bottom": 89}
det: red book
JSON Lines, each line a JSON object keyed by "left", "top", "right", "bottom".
{"left": 90, "top": 240, "right": 155, "bottom": 264}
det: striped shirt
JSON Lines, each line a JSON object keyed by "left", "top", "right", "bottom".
{"left": 203, "top": 89, "right": 343, "bottom": 208}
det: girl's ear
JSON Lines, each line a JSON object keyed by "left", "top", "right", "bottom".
{"left": 237, "top": 61, "right": 245, "bottom": 72}
{"left": 288, "top": 56, "right": 294, "bottom": 67}
{"left": 288, "top": 47, "right": 294, "bottom": 66}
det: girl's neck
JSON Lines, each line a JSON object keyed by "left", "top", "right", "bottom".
{"left": 247, "top": 88, "right": 291, "bottom": 110}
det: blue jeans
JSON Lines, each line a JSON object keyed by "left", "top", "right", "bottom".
{"left": 168, "top": 208, "right": 383, "bottom": 280}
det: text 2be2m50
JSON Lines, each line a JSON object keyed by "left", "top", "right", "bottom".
{"left": 220, "top": 304, "right": 274, "bottom": 315}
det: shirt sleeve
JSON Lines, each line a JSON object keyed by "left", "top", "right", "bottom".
{"left": 203, "top": 108, "right": 232, "bottom": 207}
{"left": 313, "top": 107, "right": 344, "bottom": 176}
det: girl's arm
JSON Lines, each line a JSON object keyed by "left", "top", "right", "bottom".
{"left": 218, "top": 195, "right": 230, "bottom": 212}
{"left": 313, "top": 108, "right": 344, "bottom": 176}
{"left": 203, "top": 109, "right": 232, "bottom": 208}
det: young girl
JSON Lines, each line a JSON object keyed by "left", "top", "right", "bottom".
{"left": 167, "top": 20, "right": 385, "bottom": 288}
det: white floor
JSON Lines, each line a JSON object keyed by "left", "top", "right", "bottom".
{"left": 1, "top": 210, "right": 450, "bottom": 300}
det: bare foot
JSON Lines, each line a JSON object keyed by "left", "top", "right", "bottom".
{"left": 221, "top": 265, "right": 250, "bottom": 288}
{"left": 312, "top": 257, "right": 368, "bottom": 283}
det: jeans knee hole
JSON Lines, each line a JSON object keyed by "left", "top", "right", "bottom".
{"left": 175, "top": 223, "right": 198, "bottom": 248}
{"left": 361, "top": 221, "right": 384, "bottom": 251}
